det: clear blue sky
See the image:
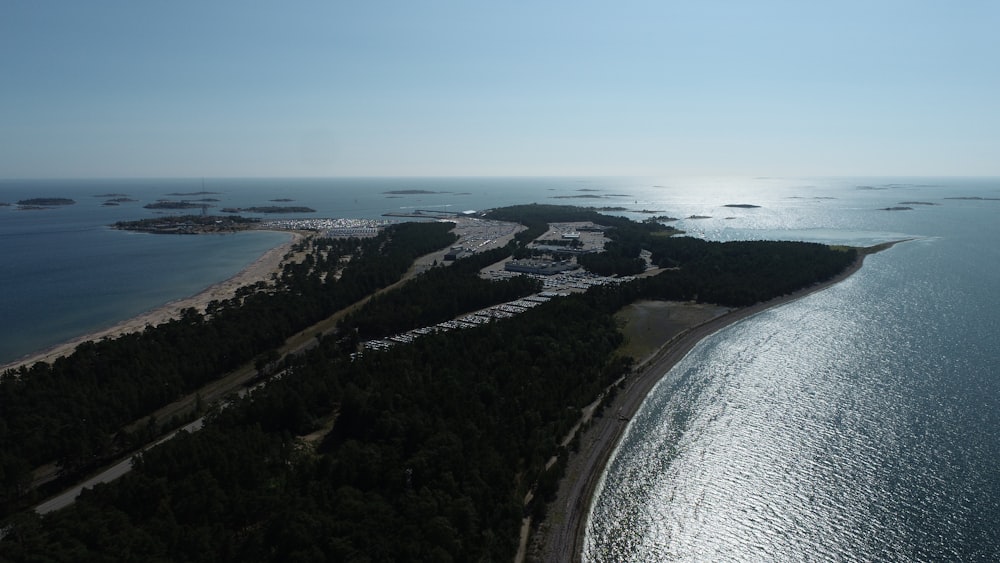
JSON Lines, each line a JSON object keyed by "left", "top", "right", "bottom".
{"left": 2, "top": 1, "right": 997, "bottom": 178}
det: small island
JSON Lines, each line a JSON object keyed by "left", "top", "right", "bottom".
{"left": 881, "top": 206, "right": 913, "bottom": 211}
{"left": 383, "top": 189, "right": 446, "bottom": 195}
{"left": 687, "top": 214, "right": 712, "bottom": 219}
{"left": 220, "top": 206, "right": 315, "bottom": 214}
{"left": 144, "top": 200, "right": 209, "bottom": 210}
{"left": 16, "top": 198, "right": 76, "bottom": 206}
{"left": 724, "top": 203, "right": 761, "bottom": 208}
{"left": 899, "top": 201, "right": 938, "bottom": 206}
{"left": 113, "top": 215, "right": 260, "bottom": 234}
{"left": 166, "top": 191, "right": 222, "bottom": 196}
{"left": 270, "top": 198, "right": 294, "bottom": 202}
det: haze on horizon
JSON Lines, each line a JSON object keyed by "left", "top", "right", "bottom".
{"left": 1, "top": 1, "right": 997, "bottom": 179}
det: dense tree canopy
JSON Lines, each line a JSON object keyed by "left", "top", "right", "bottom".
{"left": 2, "top": 205, "right": 859, "bottom": 560}
{"left": 0, "top": 222, "right": 457, "bottom": 512}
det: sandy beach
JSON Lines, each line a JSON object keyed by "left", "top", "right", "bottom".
{"left": 1, "top": 231, "right": 303, "bottom": 373}
{"left": 527, "top": 247, "right": 875, "bottom": 562}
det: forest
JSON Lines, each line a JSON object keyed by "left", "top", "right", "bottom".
{"left": 0, "top": 221, "right": 458, "bottom": 513}
{"left": 1, "top": 205, "right": 856, "bottom": 561}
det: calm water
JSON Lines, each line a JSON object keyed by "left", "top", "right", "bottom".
{"left": 3, "top": 177, "right": 1000, "bottom": 559}
{"left": 0, "top": 177, "right": 561, "bottom": 364}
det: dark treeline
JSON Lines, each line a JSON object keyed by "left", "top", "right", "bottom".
{"left": 489, "top": 204, "right": 855, "bottom": 302}
{"left": 576, "top": 249, "right": 646, "bottom": 277}
{"left": 2, "top": 293, "right": 631, "bottom": 562}
{"left": 642, "top": 237, "right": 856, "bottom": 306}
{"left": 485, "top": 204, "right": 646, "bottom": 246}
{"left": 486, "top": 204, "right": 677, "bottom": 276}
{"left": 1, "top": 205, "right": 858, "bottom": 561}
{"left": 338, "top": 246, "right": 541, "bottom": 340}
{"left": 0, "top": 222, "right": 456, "bottom": 513}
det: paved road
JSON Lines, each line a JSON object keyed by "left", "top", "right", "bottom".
{"left": 35, "top": 418, "right": 205, "bottom": 514}
{"left": 29, "top": 222, "right": 521, "bottom": 515}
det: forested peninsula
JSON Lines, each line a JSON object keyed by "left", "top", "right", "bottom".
{"left": 113, "top": 215, "right": 260, "bottom": 234}
{"left": 1, "top": 204, "right": 857, "bottom": 561}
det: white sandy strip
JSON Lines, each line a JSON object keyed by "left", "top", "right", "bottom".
{"left": 1, "top": 232, "right": 301, "bottom": 373}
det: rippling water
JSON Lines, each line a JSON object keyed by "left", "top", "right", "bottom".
{"left": 5, "top": 177, "right": 1000, "bottom": 559}
{"left": 585, "top": 179, "right": 1000, "bottom": 561}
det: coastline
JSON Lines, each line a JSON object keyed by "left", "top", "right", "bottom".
{"left": 529, "top": 245, "right": 880, "bottom": 562}
{"left": 1, "top": 231, "right": 302, "bottom": 373}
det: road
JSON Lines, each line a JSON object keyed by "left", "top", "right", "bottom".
{"left": 31, "top": 217, "right": 524, "bottom": 515}
{"left": 35, "top": 418, "right": 205, "bottom": 514}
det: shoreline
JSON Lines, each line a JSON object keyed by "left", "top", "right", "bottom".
{"left": 1, "top": 231, "right": 303, "bottom": 373}
{"left": 529, "top": 244, "right": 883, "bottom": 562}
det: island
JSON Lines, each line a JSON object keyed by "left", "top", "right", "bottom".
{"left": 220, "top": 206, "right": 315, "bottom": 213}
{"left": 881, "top": 206, "right": 913, "bottom": 211}
{"left": 112, "top": 214, "right": 260, "bottom": 234}
{"left": 166, "top": 191, "right": 222, "bottom": 196}
{"left": 724, "top": 203, "right": 761, "bottom": 208}
{"left": 1, "top": 204, "right": 870, "bottom": 562}
{"left": 382, "top": 189, "right": 447, "bottom": 195}
{"left": 143, "top": 200, "right": 209, "bottom": 210}
{"left": 16, "top": 198, "right": 75, "bottom": 206}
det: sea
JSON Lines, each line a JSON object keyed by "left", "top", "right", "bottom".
{"left": 2, "top": 177, "right": 999, "bottom": 559}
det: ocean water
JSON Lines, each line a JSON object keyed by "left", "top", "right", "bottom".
{"left": 583, "top": 178, "right": 1000, "bottom": 561}
{"left": 3, "top": 177, "right": 1000, "bottom": 560}
{"left": 0, "top": 177, "right": 566, "bottom": 364}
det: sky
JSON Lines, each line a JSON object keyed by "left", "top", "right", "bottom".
{"left": 1, "top": 1, "right": 998, "bottom": 178}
